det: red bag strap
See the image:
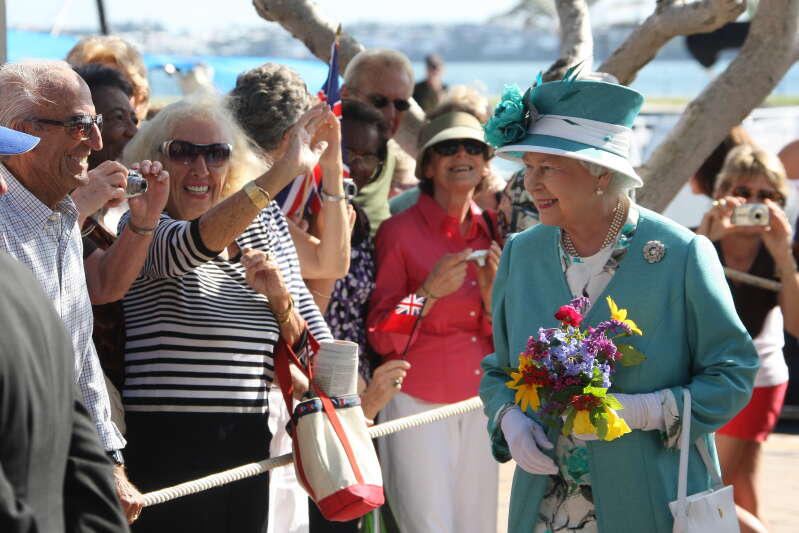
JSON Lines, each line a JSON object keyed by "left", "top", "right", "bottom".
{"left": 315, "top": 385, "right": 365, "bottom": 484}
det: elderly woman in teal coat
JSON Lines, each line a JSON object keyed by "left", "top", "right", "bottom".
{"left": 479, "top": 74, "right": 759, "bottom": 533}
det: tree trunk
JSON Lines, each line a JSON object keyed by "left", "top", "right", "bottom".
{"left": 251, "top": 0, "right": 425, "bottom": 156}
{"left": 636, "top": 0, "right": 799, "bottom": 212}
{"left": 598, "top": 0, "right": 746, "bottom": 85}
{"left": 544, "top": 0, "right": 594, "bottom": 81}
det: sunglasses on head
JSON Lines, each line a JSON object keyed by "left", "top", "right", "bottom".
{"left": 159, "top": 140, "right": 232, "bottom": 167}
{"left": 30, "top": 114, "right": 103, "bottom": 141}
{"left": 731, "top": 185, "right": 785, "bottom": 206}
{"left": 367, "top": 94, "right": 411, "bottom": 112}
{"left": 431, "top": 139, "right": 487, "bottom": 157}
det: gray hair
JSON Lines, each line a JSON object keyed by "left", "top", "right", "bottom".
{"left": 122, "top": 94, "right": 266, "bottom": 199}
{"left": 577, "top": 160, "right": 629, "bottom": 194}
{"left": 0, "top": 60, "right": 76, "bottom": 127}
{"left": 343, "top": 48, "right": 414, "bottom": 91}
{"left": 227, "top": 63, "right": 313, "bottom": 153}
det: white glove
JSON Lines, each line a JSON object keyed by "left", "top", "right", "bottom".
{"left": 570, "top": 391, "right": 668, "bottom": 441}
{"left": 611, "top": 391, "right": 667, "bottom": 432}
{"left": 500, "top": 406, "right": 558, "bottom": 475}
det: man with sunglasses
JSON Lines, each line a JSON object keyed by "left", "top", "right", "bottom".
{"left": 0, "top": 60, "right": 143, "bottom": 524}
{"left": 342, "top": 48, "right": 415, "bottom": 235}
{"left": 0, "top": 125, "right": 129, "bottom": 532}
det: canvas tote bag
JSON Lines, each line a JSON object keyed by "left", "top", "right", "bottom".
{"left": 669, "top": 388, "right": 739, "bottom": 533}
{"left": 274, "top": 334, "right": 384, "bottom": 521}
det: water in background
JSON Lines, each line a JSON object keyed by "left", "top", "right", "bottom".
{"left": 411, "top": 59, "right": 799, "bottom": 99}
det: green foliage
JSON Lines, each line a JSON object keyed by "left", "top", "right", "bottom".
{"left": 616, "top": 343, "right": 647, "bottom": 367}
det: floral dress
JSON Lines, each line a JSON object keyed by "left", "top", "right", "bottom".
{"left": 324, "top": 208, "right": 376, "bottom": 381}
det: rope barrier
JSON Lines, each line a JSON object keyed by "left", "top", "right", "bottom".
{"left": 724, "top": 267, "right": 782, "bottom": 292}
{"left": 141, "top": 395, "right": 485, "bottom": 507}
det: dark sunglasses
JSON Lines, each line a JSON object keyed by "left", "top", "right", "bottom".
{"left": 159, "top": 140, "right": 232, "bottom": 167}
{"left": 30, "top": 114, "right": 103, "bottom": 140}
{"left": 731, "top": 185, "right": 785, "bottom": 206}
{"left": 367, "top": 94, "right": 411, "bottom": 112}
{"left": 431, "top": 139, "right": 487, "bottom": 157}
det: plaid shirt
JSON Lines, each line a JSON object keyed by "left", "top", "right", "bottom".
{"left": 0, "top": 163, "right": 125, "bottom": 451}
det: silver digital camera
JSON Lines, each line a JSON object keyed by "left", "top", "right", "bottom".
{"left": 343, "top": 178, "right": 358, "bottom": 201}
{"left": 731, "top": 203, "right": 769, "bottom": 226}
{"left": 125, "top": 169, "right": 148, "bottom": 198}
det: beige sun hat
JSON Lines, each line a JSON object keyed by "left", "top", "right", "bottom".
{"left": 415, "top": 111, "right": 488, "bottom": 178}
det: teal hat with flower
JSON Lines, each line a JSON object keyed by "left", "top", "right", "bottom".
{"left": 484, "top": 70, "right": 645, "bottom": 188}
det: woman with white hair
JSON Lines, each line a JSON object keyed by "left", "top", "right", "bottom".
{"left": 479, "top": 76, "right": 758, "bottom": 532}
{"left": 118, "top": 95, "right": 336, "bottom": 532}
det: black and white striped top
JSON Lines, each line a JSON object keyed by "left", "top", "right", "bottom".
{"left": 120, "top": 203, "right": 331, "bottom": 414}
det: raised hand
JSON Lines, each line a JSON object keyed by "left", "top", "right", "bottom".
{"left": 240, "top": 247, "right": 290, "bottom": 304}
{"left": 278, "top": 103, "right": 331, "bottom": 181}
{"left": 72, "top": 160, "right": 128, "bottom": 221}
{"left": 127, "top": 160, "right": 169, "bottom": 231}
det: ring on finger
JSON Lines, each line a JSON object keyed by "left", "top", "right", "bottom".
{"left": 393, "top": 379, "right": 402, "bottom": 388}
{"left": 712, "top": 199, "right": 727, "bottom": 208}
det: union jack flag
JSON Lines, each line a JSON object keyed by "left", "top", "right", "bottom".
{"left": 275, "top": 34, "right": 345, "bottom": 218}
{"left": 372, "top": 293, "right": 426, "bottom": 335}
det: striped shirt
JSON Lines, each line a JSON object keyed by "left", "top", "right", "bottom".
{"left": 120, "top": 203, "right": 332, "bottom": 413}
{"left": 0, "top": 164, "right": 125, "bottom": 451}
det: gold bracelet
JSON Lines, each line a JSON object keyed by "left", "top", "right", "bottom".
{"left": 243, "top": 180, "right": 271, "bottom": 211}
{"left": 420, "top": 283, "right": 439, "bottom": 300}
{"left": 127, "top": 220, "right": 156, "bottom": 236}
{"left": 271, "top": 295, "right": 294, "bottom": 325}
{"left": 310, "top": 289, "right": 332, "bottom": 300}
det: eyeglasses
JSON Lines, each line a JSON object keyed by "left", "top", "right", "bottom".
{"left": 344, "top": 149, "right": 383, "bottom": 181}
{"left": 431, "top": 139, "right": 487, "bottom": 157}
{"left": 366, "top": 94, "right": 410, "bottom": 112}
{"left": 29, "top": 114, "right": 103, "bottom": 140}
{"left": 159, "top": 140, "right": 232, "bottom": 167}
{"left": 731, "top": 185, "right": 785, "bottom": 206}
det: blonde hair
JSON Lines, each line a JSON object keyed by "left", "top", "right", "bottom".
{"left": 121, "top": 95, "right": 266, "bottom": 199}
{"left": 715, "top": 143, "right": 789, "bottom": 201}
{"left": 66, "top": 35, "right": 150, "bottom": 120}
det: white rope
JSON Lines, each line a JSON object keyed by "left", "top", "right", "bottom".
{"left": 724, "top": 267, "right": 782, "bottom": 292}
{"left": 142, "top": 396, "right": 485, "bottom": 507}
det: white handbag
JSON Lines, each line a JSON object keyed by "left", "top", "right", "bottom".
{"left": 669, "top": 389, "right": 739, "bottom": 533}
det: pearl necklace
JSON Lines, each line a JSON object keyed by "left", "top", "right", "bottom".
{"left": 562, "top": 197, "right": 627, "bottom": 258}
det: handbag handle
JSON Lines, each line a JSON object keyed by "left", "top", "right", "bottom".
{"left": 673, "top": 389, "right": 725, "bottom": 533}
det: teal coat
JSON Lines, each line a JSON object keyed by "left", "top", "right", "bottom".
{"left": 480, "top": 207, "right": 758, "bottom": 533}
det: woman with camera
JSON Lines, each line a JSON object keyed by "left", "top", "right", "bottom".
{"left": 697, "top": 143, "right": 799, "bottom": 533}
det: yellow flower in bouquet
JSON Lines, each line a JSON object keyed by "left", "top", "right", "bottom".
{"left": 573, "top": 405, "right": 632, "bottom": 441}
{"left": 506, "top": 355, "right": 546, "bottom": 412}
{"left": 606, "top": 296, "right": 642, "bottom": 336}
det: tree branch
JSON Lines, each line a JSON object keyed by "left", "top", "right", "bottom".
{"left": 252, "top": 0, "right": 424, "bottom": 156}
{"left": 636, "top": 0, "right": 799, "bottom": 212}
{"left": 544, "top": 0, "right": 594, "bottom": 81}
{"left": 599, "top": 0, "right": 746, "bottom": 85}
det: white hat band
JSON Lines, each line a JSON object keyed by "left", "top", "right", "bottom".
{"left": 527, "top": 114, "right": 632, "bottom": 158}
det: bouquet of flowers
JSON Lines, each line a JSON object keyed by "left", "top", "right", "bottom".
{"left": 506, "top": 296, "right": 646, "bottom": 441}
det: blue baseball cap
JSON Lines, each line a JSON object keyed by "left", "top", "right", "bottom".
{"left": 0, "top": 126, "right": 39, "bottom": 156}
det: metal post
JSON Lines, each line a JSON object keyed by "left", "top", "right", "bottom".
{"left": 95, "top": 0, "right": 109, "bottom": 35}
{"left": 0, "top": 0, "right": 7, "bottom": 64}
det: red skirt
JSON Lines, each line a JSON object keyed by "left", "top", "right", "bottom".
{"left": 717, "top": 382, "right": 788, "bottom": 442}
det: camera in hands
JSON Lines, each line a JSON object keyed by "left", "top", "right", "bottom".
{"left": 731, "top": 203, "right": 769, "bottom": 226}
{"left": 125, "top": 169, "right": 148, "bottom": 198}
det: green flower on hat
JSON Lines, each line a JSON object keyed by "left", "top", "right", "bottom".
{"left": 484, "top": 84, "right": 530, "bottom": 147}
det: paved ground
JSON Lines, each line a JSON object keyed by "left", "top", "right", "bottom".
{"left": 495, "top": 427, "right": 799, "bottom": 533}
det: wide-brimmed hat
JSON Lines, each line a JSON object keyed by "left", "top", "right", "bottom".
{"left": 415, "top": 111, "right": 487, "bottom": 178}
{"left": 484, "top": 73, "right": 644, "bottom": 189}
{"left": 0, "top": 126, "right": 39, "bottom": 156}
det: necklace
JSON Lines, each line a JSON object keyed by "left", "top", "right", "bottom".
{"left": 562, "top": 197, "right": 627, "bottom": 258}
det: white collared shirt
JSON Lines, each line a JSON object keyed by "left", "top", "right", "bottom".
{"left": 0, "top": 163, "right": 125, "bottom": 451}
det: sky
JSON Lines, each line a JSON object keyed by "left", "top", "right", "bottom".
{"left": 8, "top": 0, "right": 520, "bottom": 33}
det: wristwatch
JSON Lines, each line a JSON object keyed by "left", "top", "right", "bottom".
{"left": 319, "top": 189, "right": 348, "bottom": 202}
{"left": 243, "top": 180, "right": 271, "bottom": 210}
{"left": 107, "top": 449, "right": 125, "bottom": 466}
